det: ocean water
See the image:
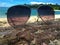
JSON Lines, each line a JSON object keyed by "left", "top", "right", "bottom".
{"left": 0, "top": 7, "right": 8, "bottom": 18}
{"left": 0, "top": 7, "right": 60, "bottom": 18}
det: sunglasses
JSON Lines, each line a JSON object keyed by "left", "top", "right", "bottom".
{"left": 6, "top": 5, "right": 55, "bottom": 29}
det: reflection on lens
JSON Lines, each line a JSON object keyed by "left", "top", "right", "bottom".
{"left": 7, "top": 5, "right": 31, "bottom": 28}
{"left": 38, "top": 5, "right": 55, "bottom": 23}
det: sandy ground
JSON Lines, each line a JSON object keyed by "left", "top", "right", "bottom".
{"left": 0, "top": 15, "right": 60, "bottom": 45}
{"left": 0, "top": 18, "right": 10, "bottom": 27}
{"left": 0, "top": 15, "right": 60, "bottom": 25}
{"left": 27, "top": 15, "right": 60, "bottom": 23}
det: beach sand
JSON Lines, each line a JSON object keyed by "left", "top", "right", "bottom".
{"left": 55, "top": 15, "right": 60, "bottom": 19}
{"left": 0, "top": 15, "right": 60, "bottom": 25}
{"left": 1, "top": 15, "right": 60, "bottom": 35}
{"left": 27, "top": 15, "right": 60, "bottom": 23}
{"left": 0, "top": 15, "right": 60, "bottom": 45}
{"left": 0, "top": 18, "right": 10, "bottom": 27}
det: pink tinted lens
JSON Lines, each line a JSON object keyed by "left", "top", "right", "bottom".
{"left": 7, "top": 5, "right": 31, "bottom": 28}
{"left": 38, "top": 5, "right": 55, "bottom": 22}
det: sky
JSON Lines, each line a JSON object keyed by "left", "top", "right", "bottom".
{"left": 0, "top": 0, "right": 60, "bottom": 7}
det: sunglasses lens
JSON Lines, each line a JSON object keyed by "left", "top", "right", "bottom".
{"left": 38, "top": 5, "right": 55, "bottom": 22}
{"left": 7, "top": 5, "right": 31, "bottom": 28}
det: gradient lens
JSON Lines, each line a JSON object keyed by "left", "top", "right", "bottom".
{"left": 38, "top": 5, "right": 55, "bottom": 23}
{"left": 7, "top": 5, "right": 31, "bottom": 29}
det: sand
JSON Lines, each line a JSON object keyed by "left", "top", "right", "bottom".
{"left": 0, "top": 15, "right": 60, "bottom": 24}
{"left": 55, "top": 15, "right": 60, "bottom": 19}
{"left": 27, "top": 15, "right": 60, "bottom": 23}
{"left": 0, "top": 15, "right": 60, "bottom": 45}
{"left": 0, "top": 18, "right": 10, "bottom": 27}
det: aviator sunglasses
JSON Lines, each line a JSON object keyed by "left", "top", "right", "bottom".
{"left": 6, "top": 5, "right": 55, "bottom": 29}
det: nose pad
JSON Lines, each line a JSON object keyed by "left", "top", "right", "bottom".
{"left": 38, "top": 5, "right": 55, "bottom": 23}
{"left": 6, "top": 5, "right": 31, "bottom": 29}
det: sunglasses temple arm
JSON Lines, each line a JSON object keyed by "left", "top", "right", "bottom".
{"left": 39, "top": 16, "right": 47, "bottom": 24}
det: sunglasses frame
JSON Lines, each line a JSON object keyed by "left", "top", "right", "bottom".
{"left": 7, "top": 5, "right": 31, "bottom": 28}
{"left": 6, "top": 5, "right": 55, "bottom": 29}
